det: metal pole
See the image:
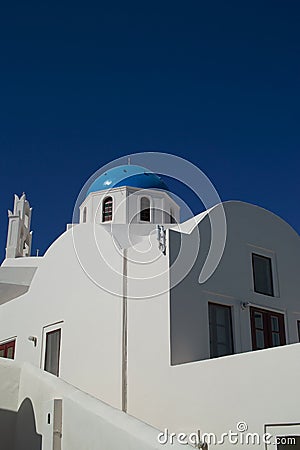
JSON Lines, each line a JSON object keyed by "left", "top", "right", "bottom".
{"left": 122, "top": 248, "right": 128, "bottom": 412}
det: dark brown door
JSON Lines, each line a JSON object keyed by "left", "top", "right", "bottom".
{"left": 250, "top": 307, "right": 286, "bottom": 350}
{"left": 44, "top": 329, "right": 61, "bottom": 376}
{"left": 209, "top": 303, "right": 234, "bottom": 358}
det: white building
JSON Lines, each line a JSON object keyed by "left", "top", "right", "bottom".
{"left": 0, "top": 163, "right": 300, "bottom": 449}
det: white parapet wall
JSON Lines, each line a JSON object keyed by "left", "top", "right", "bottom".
{"left": 128, "top": 341, "right": 300, "bottom": 449}
{"left": 0, "top": 359, "right": 187, "bottom": 450}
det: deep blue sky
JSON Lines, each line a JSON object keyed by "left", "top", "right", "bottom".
{"left": 0, "top": 1, "right": 299, "bottom": 259}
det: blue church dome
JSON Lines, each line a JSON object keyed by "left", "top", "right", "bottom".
{"left": 86, "top": 164, "right": 168, "bottom": 196}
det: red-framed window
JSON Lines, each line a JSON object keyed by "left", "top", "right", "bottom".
{"left": 250, "top": 307, "right": 286, "bottom": 350}
{"left": 102, "top": 197, "right": 113, "bottom": 222}
{"left": 0, "top": 339, "right": 16, "bottom": 359}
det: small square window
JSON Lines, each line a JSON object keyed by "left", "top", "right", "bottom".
{"left": 252, "top": 253, "right": 274, "bottom": 296}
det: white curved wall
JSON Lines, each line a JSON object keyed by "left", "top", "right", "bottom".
{"left": 0, "top": 200, "right": 299, "bottom": 448}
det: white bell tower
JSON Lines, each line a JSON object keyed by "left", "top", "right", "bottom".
{"left": 5, "top": 193, "right": 33, "bottom": 258}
